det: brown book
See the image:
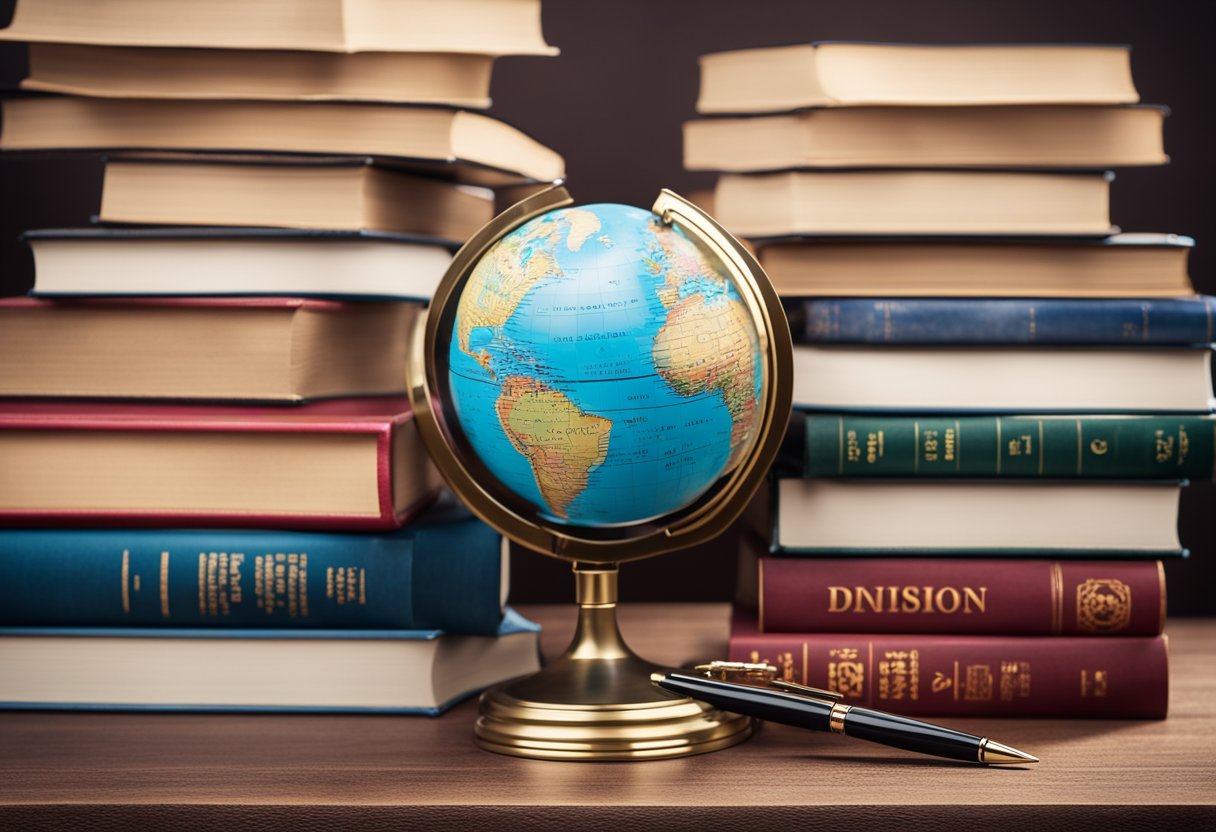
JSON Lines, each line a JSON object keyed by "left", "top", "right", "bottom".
{"left": 684, "top": 106, "right": 1166, "bottom": 171}
{"left": 0, "top": 98, "right": 565, "bottom": 185}
{"left": 0, "top": 297, "right": 417, "bottom": 402}
{"left": 715, "top": 171, "right": 1114, "bottom": 237}
{"left": 0, "top": 0, "right": 556, "bottom": 56}
{"left": 21, "top": 43, "right": 496, "bottom": 107}
{"left": 756, "top": 234, "right": 1193, "bottom": 297}
{"left": 697, "top": 43, "right": 1139, "bottom": 114}
{"left": 99, "top": 159, "right": 493, "bottom": 242}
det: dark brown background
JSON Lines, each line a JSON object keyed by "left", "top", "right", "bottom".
{"left": 1, "top": 0, "right": 1212, "bottom": 612}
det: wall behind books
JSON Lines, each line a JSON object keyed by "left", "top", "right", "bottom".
{"left": 1, "top": 0, "right": 1213, "bottom": 612}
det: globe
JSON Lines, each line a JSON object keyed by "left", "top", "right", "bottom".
{"left": 446, "top": 203, "right": 764, "bottom": 527}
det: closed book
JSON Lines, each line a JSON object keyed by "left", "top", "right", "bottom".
{"left": 0, "top": 609, "right": 542, "bottom": 715}
{"left": 802, "top": 414, "right": 1216, "bottom": 479}
{"left": 758, "top": 234, "right": 1194, "bottom": 298}
{"left": 791, "top": 345, "right": 1215, "bottom": 413}
{"left": 729, "top": 611, "right": 1168, "bottom": 718}
{"left": 0, "top": 502, "right": 507, "bottom": 633}
{"left": 0, "top": 398, "right": 440, "bottom": 530}
{"left": 683, "top": 105, "right": 1167, "bottom": 171}
{"left": 0, "top": 98, "right": 565, "bottom": 186}
{"left": 788, "top": 297, "right": 1216, "bottom": 346}
{"left": 696, "top": 43, "right": 1138, "bottom": 114}
{"left": 773, "top": 479, "right": 1184, "bottom": 556}
{"left": 25, "top": 228, "right": 451, "bottom": 301}
{"left": 0, "top": 297, "right": 418, "bottom": 401}
{"left": 757, "top": 558, "right": 1165, "bottom": 636}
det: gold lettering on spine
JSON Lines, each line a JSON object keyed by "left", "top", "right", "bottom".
{"left": 197, "top": 553, "right": 206, "bottom": 616}
{"left": 936, "top": 587, "right": 961, "bottom": 614}
{"left": 962, "top": 587, "right": 987, "bottom": 613}
{"left": 121, "top": 550, "right": 130, "bottom": 614}
{"left": 854, "top": 587, "right": 880, "bottom": 613}
{"left": 159, "top": 551, "right": 170, "bottom": 617}
{"left": 827, "top": 586, "right": 851, "bottom": 613}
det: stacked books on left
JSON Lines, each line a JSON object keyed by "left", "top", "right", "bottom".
{"left": 0, "top": 0, "right": 566, "bottom": 714}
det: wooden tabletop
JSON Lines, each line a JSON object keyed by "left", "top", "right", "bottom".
{"left": 2, "top": 605, "right": 1213, "bottom": 831}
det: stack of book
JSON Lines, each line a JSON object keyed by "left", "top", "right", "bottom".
{"left": 685, "top": 42, "right": 1214, "bottom": 717}
{"left": 0, "top": 0, "right": 566, "bottom": 713}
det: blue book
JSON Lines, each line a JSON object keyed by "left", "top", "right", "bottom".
{"left": 0, "top": 608, "right": 541, "bottom": 715}
{"left": 788, "top": 297, "right": 1216, "bottom": 346}
{"left": 0, "top": 500, "right": 508, "bottom": 634}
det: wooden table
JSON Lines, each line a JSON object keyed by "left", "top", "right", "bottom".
{"left": 2, "top": 605, "right": 1213, "bottom": 831}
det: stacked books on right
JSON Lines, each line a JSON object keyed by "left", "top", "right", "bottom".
{"left": 685, "top": 42, "right": 1215, "bottom": 718}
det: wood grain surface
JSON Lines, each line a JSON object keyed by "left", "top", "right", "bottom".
{"left": 1, "top": 605, "right": 1212, "bottom": 831}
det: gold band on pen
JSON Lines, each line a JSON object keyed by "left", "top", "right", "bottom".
{"left": 829, "top": 702, "right": 851, "bottom": 734}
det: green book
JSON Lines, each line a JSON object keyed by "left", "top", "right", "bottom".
{"left": 804, "top": 414, "right": 1215, "bottom": 479}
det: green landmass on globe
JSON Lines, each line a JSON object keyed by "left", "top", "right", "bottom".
{"left": 448, "top": 203, "right": 763, "bottom": 527}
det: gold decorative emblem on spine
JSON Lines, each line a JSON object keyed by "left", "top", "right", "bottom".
{"left": 829, "top": 702, "right": 851, "bottom": 734}
{"left": 1076, "top": 578, "right": 1132, "bottom": 633}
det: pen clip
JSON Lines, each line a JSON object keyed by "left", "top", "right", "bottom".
{"left": 769, "top": 679, "right": 844, "bottom": 703}
{"left": 694, "top": 661, "right": 778, "bottom": 684}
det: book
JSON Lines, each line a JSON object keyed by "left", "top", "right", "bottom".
{"left": 0, "top": 98, "right": 565, "bottom": 185}
{"left": 756, "top": 557, "right": 1165, "bottom": 636}
{"left": 771, "top": 479, "right": 1184, "bottom": 556}
{"left": 0, "top": 501, "right": 508, "bottom": 633}
{"left": 0, "top": 297, "right": 418, "bottom": 402}
{"left": 697, "top": 43, "right": 1139, "bottom": 114}
{"left": 757, "top": 234, "right": 1194, "bottom": 298}
{"left": 20, "top": 43, "right": 497, "bottom": 107}
{"left": 99, "top": 159, "right": 493, "bottom": 241}
{"left": 801, "top": 414, "right": 1216, "bottom": 479}
{"left": 791, "top": 345, "right": 1215, "bottom": 412}
{"left": 0, "top": 609, "right": 541, "bottom": 715}
{"left": 683, "top": 105, "right": 1167, "bottom": 171}
{"left": 0, "top": 397, "right": 440, "bottom": 530}
{"left": 0, "top": 0, "right": 557, "bottom": 56}
{"left": 788, "top": 297, "right": 1216, "bottom": 346}
{"left": 714, "top": 170, "right": 1114, "bottom": 237}
{"left": 729, "top": 611, "right": 1168, "bottom": 718}
{"left": 24, "top": 228, "right": 451, "bottom": 301}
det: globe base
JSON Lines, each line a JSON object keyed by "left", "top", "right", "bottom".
{"left": 474, "top": 563, "right": 753, "bottom": 761}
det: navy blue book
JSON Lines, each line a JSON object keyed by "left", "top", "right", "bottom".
{"left": 788, "top": 297, "right": 1216, "bottom": 346}
{"left": 0, "top": 500, "right": 508, "bottom": 634}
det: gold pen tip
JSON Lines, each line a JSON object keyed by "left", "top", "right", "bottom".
{"left": 980, "top": 739, "right": 1039, "bottom": 765}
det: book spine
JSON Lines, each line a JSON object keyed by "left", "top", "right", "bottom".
{"left": 759, "top": 558, "right": 1164, "bottom": 636}
{"left": 804, "top": 414, "right": 1215, "bottom": 478}
{"left": 730, "top": 630, "right": 1168, "bottom": 718}
{"left": 0, "top": 522, "right": 504, "bottom": 634}
{"left": 789, "top": 297, "right": 1216, "bottom": 345}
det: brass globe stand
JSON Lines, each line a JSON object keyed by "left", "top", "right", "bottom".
{"left": 476, "top": 563, "right": 752, "bottom": 760}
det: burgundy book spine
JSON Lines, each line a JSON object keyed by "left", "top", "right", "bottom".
{"left": 730, "top": 612, "right": 1168, "bottom": 718}
{"left": 759, "top": 558, "right": 1165, "bottom": 636}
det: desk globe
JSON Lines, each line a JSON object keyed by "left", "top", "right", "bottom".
{"left": 407, "top": 186, "right": 791, "bottom": 760}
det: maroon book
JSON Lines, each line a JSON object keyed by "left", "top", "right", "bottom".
{"left": 759, "top": 558, "right": 1165, "bottom": 636}
{"left": 731, "top": 610, "right": 1168, "bottom": 718}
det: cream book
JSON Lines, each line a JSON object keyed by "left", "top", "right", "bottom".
{"left": 21, "top": 43, "right": 497, "bottom": 107}
{"left": 684, "top": 105, "right": 1166, "bottom": 170}
{"left": 714, "top": 171, "right": 1114, "bottom": 237}
{"left": 0, "top": 98, "right": 565, "bottom": 185}
{"left": 0, "top": 0, "right": 557, "bottom": 56}
{"left": 697, "top": 42, "right": 1139, "bottom": 113}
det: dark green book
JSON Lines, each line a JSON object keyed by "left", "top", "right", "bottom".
{"left": 804, "top": 414, "right": 1215, "bottom": 479}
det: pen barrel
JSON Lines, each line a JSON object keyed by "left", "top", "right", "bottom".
{"left": 843, "top": 707, "right": 980, "bottom": 763}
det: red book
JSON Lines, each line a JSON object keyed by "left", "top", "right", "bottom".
{"left": 759, "top": 558, "right": 1165, "bottom": 636}
{"left": 0, "top": 398, "right": 439, "bottom": 530}
{"left": 730, "top": 610, "right": 1168, "bottom": 718}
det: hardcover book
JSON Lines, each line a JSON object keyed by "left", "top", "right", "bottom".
{"left": 0, "top": 397, "right": 440, "bottom": 530}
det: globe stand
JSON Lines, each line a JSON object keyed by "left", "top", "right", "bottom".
{"left": 475, "top": 562, "right": 753, "bottom": 760}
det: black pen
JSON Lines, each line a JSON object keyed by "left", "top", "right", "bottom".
{"left": 653, "top": 662, "right": 1038, "bottom": 765}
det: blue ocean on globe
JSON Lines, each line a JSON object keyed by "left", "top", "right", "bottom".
{"left": 448, "top": 203, "right": 762, "bottom": 527}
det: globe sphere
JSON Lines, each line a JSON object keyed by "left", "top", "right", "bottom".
{"left": 447, "top": 203, "right": 763, "bottom": 527}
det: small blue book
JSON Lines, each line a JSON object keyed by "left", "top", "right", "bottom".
{"left": 788, "top": 297, "right": 1216, "bottom": 346}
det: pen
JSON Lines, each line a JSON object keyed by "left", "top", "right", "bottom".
{"left": 653, "top": 662, "right": 1039, "bottom": 765}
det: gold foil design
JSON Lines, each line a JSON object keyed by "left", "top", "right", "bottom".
{"left": 121, "top": 549, "right": 130, "bottom": 614}
{"left": 159, "top": 551, "right": 170, "bottom": 617}
{"left": 827, "top": 647, "right": 865, "bottom": 699}
{"left": 877, "top": 649, "right": 919, "bottom": 701}
{"left": 1080, "top": 669, "right": 1109, "bottom": 698}
{"left": 963, "top": 664, "right": 994, "bottom": 701}
{"left": 999, "top": 660, "right": 1032, "bottom": 702}
{"left": 1076, "top": 578, "right": 1132, "bottom": 633}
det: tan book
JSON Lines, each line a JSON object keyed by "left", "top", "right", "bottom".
{"left": 21, "top": 43, "right": 496, "bottom": 107}
{"left": 100, "top": 159, "right": 493, "bottom": 242}
{"left": 0, "top": 297, "right": 417, "bottom": 402}
{"left": 684, "top": 106, "right": 1166, "bottom": 170}
{"left": 0, "top": 98, "right": 565, "bottom": 185}
{"left": 697, "top": 43, "right": 1139, "bottom": 114}
{"left": 0, "top": 0, "right": 556, "bottom": 55}
{"left": 715, "top": 171, "right": 1114, "bottom": 237}
{"left": 757, "top": 234, "right": 1193, "bottom": 298}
